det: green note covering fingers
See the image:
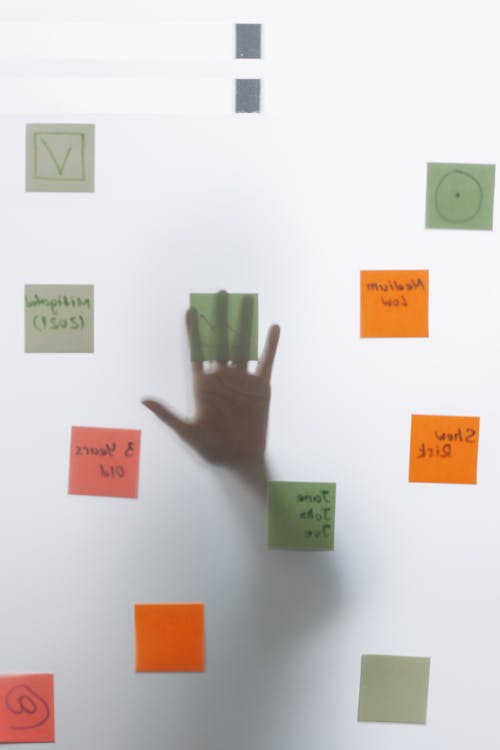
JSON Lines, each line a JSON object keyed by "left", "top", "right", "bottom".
{"left": 267, "top": 481, "right": 336, "bottom": 550}
{"left": 189, "top": 293, "right": 258, "bottom": 361}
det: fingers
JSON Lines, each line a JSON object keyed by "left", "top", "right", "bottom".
{"left": 215, "top": 290, "right": 230, "bottom": 363}
{"left": 142, "top": 399, "right": 193, "bottom": 442}
{"left": 233, "top": 293, "right": 254, "bottom": 365}
{"left": 188, "top": 291, "right": 259, "bottom": 371}
{"left": 255, "top": 324, "right": 280, "bottom": 380}
{"left": 186, "top": 310, "right": 202, "bottom": 373}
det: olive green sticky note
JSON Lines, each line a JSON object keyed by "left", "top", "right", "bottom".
{"left": 189, "top": 292, "right": 258, "bottom": 361}
{"left": 425, "top": 162, "right": 495, "bottom": 230}
{"left": 26, "top": 123, "right": 95, "bottom": 192}
{"left": 25, "top": 284, "right": 94, "bottom": 352}
{"left": 358, "top": 655, "right": 431, "bottom": 724}
{"left": 267, "top": 481, "right": 335, "bottom": 550}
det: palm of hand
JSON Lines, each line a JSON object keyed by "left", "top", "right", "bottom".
{"left": 143, "top": 296, "right": 280, "bottom": 468}
{"left": 189, "top": 366, "right": 271, "bottom": 463}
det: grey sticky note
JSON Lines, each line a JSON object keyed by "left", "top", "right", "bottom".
{"left": 236, "top": 24, "right": 261, "bottom": 58}
{"left": 425, "top": 162, "right": 495, "bottom": 230}
{"left": 25, "top": 284, "right": 94, "bottom": 352}
{"left": 358, "top": 654, "right": 431, "bottom": 724}
{"left": 26, "top": 124, "right": 95, "bottom": 192}
{"left": 236, "top": 79, "right": 261, "bottom": 113}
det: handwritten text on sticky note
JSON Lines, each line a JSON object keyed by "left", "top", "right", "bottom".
{"left": 360, "top": 271, "right": 429, "bottom": 337}
{"left": 267, "top": 481, "right": 335, "bottom": 549}
{"left": 0, "top": 674, "right": 54, "bottom": 744}
{"left": 409, "top": 415, "right": 479, "bottom": 484}
{"left": 25, "top": 284, "right": 94, "bottom": 353}
{"left": 68, "top": 426, "right": 141, "bottom": 498}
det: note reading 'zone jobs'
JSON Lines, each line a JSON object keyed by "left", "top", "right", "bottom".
{"left": 267, "top": 481, "right": 336, "bottom": 550}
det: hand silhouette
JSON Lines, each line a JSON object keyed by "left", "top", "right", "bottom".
{"left": 142, "top": 292, "right": 280, "bottom": 469}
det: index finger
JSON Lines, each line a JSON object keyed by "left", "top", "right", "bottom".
{"left": 255, "top": 324, "right": 280, "bottom": 380}
{"left": 186, "top": 308, "right": 203, "bottom": 373}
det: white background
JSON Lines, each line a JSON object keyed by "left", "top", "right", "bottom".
{"left": 0, "top": 1, "right": 499, "bottom": 748}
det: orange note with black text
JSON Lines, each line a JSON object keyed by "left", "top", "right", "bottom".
{"left": 409, "top": 415, "right": 480, "bottom": 484}
{"left": 361, "top": 270, "right": 429, "bottom": 337}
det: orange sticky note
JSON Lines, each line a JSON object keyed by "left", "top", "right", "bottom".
{"left": 0, "top": 674, "right": 54, "bottom": 744}
{"left": 68, "top": 426, "right": 141, "bottom": 498}
{"left": 135, "top": 603, "right": 205, "bottom": 672}
{"left": 360, "top": 270, "right": 429, "bottom": 337}
{"left": 409, "top": 415, "right": 480, "bottom": 484}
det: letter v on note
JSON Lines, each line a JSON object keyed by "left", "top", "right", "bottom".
{"left": 40, "top": 138, "right": 72, "bottom": 176}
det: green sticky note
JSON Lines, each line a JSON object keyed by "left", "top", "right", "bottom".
{"left": 358, "top": 655, "right": 431, "bottom": 724}
{"left": 267, "top": 481, "right": 335, "bottom": 550}
{"left": 26, "top": 123, "right": 95, "bottom": 192}
{"left": 425, "top": 162, "right": 495, "bottom": 230}
{"left": 25, "top": 284, "right": 94, "bottom": 353}
{"left": 189, "top": 292, "right": 258, "bottom": 361}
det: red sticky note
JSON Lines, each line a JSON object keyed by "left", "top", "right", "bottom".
{"left": 409, "top": 414, "right": 480, "bottom": 484}
{"left": 68, "top": 426, "right": 141, "bottom": 498}
{"left": 0, "top": 674, "right": 54, "bottom": 744}
{"left": 135, "top": 603, "right": 205, "bottom": 672}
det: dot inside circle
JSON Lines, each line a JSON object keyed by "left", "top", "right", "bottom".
{"left": 434, "top": 169, "right": 483, "bottom": 222}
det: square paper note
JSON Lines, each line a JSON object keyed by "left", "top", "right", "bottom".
{"left": 236, "top": 24, "right": 261, "bottom": 58}
{"left": 68, "top": 426, "right": 141, "bottom": 498}
{"left": 26, "top": 123, "right": 95, "bottom": 192}
{"left": 409, "top": 414, "right": 480, "bottom": 484}
{"left": 426, "top": 162, "right": 495, "bottom": 230}
{"left": 235, "top": 79, "right": 261, "bottom": 113}
{"left": 267, "top": 481, "right": 335, "bottom": 550}
{"left": 189, "top": 292, "right": 258, "bottom": 361}
{"left": 0, "top": 674, "right": 54, "bottom": 743}
{"left": 135, "top": 603, "right": 205, "bottom": 672}
{"left": 358, "top": 655, "right": 430, "bottom": 724}
{"left": 25, "top": 284, "right": 94, "bottom": 353}
{"left": 360, "top": 271, "right": 428, "bottom": 337}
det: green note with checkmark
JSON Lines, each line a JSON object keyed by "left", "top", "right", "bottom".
{"left": 26, "top": 124, "right": 95, "bottom": 192}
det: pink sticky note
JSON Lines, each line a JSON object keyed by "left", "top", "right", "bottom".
{"left": 0, "top": 674, "right": 54, "bottom": 743}
{"left": 68, "top": 426, "right": 141, "bottom": 498}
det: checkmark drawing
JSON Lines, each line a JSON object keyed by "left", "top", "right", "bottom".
{"left": 40, "top": 137, "right": 72, "bottom": 176}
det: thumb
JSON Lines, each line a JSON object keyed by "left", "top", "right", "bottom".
{"left": 142, "top": 399, "right": 193, "bottom": 442}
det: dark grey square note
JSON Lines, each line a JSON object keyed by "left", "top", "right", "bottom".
{"left": 236, "top": 24, "right": 261, "bottom": 58}
{"left": 235, "top": 79, "right": 261, "bottom": 113}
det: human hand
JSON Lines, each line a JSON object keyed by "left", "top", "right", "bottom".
{"left": 142, "top": 292, "right": 280, "bottom": 469}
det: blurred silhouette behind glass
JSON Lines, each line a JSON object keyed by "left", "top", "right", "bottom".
{"left": 142, "top": 292, "right": 280, "bottom": 482}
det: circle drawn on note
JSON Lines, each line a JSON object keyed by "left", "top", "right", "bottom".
{"left": 435, "top": 169, "right": 483, "bottom": 223}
